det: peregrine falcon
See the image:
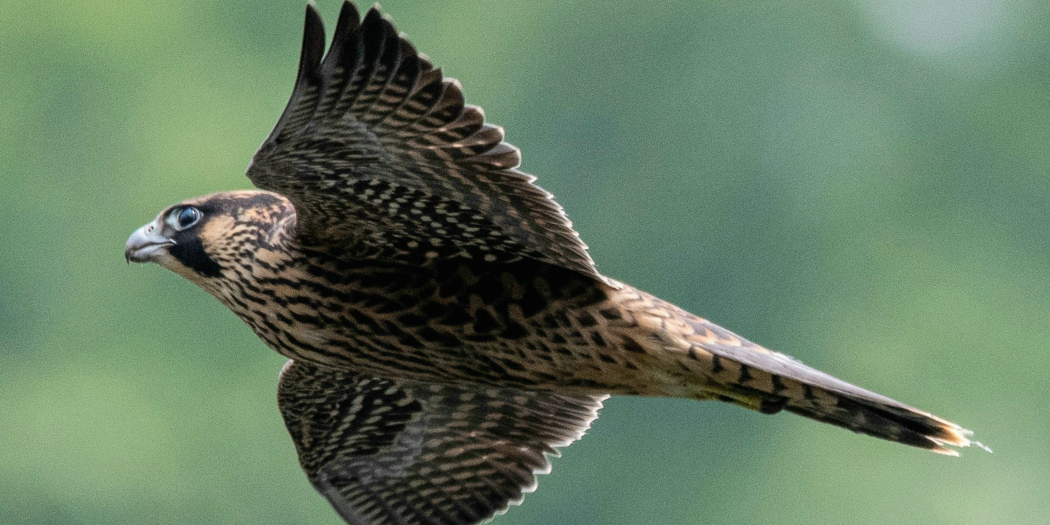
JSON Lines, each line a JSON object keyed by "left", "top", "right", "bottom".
{"left": 125, "top": 3, "right": 980, "bottom": 524}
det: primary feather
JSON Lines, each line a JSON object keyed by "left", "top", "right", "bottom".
{"left": 247, "top": 3, "right": 603, "bottom": 281}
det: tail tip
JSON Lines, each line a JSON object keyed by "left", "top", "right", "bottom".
{"left": 930, "top": 426, "right": 991, "bottom": 456}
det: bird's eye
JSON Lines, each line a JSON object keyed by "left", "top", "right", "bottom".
{"left": 174, "top": 207, "right": 201, "bottom": 230}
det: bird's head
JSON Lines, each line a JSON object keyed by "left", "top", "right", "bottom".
{"left": 125, "top": 190, "right": 295, "bottom": 286}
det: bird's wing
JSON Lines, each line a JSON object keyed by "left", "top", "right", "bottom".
{"left": 277, "top": 360, "right": 606, "bottom": 525}
{"left": 248, "top": 2, "right": 603, "bottom": 282}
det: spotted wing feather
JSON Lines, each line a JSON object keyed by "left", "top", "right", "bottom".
{"left": 277, "top": 360, "right": 606, "bottom": 525}
{"left": 248, "top": 2, "right": 602, "bottom": 281}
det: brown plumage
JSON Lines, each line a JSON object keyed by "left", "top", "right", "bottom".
{"left": 125, "top": 3, "right": 981, "bottom": 524}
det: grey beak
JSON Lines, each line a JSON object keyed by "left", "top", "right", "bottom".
{"left": 125, "top": 220, "right": 175, "bottom": 264}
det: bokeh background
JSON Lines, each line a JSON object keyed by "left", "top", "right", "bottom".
{"left": 2, "top": 0, "right": 1048, "bottom": 523}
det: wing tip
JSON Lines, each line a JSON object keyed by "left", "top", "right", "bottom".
{"left": 301, "top": 3, "right": 326, "bottom": 70}
{"left": 334, "top": 1, "right": 362, "bottom": 41}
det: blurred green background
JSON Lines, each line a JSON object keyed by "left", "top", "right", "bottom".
{"left": 2, "top": 0, "right": 1048, "bottom": 523}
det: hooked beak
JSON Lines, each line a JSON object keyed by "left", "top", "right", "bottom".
{"left": 125, "top": 220, "right": 175, "bottom": 264}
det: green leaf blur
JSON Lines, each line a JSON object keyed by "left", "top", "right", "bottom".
{"left": 2, "top": 0, "right": 1046, "bottom": 523}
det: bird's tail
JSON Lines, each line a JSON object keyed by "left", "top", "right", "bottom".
{"left": 639, "top": 297, "right": 985, "bottom": 455}
{"left": 706, "top": 376, "right": 978, "bottom": 456}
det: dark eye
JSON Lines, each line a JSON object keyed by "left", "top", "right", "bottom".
{"left": 175, "top": 206, "right": 201, "bottom": 230}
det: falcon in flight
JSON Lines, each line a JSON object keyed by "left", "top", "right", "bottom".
{"left": 125, "top": 2, "right": 980, "bottom": 524}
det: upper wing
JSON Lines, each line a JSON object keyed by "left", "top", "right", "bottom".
{"left": 248, "top": 2, "right": 603, "bottom": 281}
{"left": 277, "top": 360, "right": 606, "bottom": 525}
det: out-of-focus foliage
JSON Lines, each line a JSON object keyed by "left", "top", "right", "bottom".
{"left": 1, "top": 0, "right": 1047, "bottom": 523}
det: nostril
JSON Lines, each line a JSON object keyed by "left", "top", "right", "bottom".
{"left": 147, "top": 225, "right": 154, "bottom": 233}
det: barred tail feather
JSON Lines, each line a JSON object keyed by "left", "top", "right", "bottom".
{"left": 700, "top": 368, "right": 982, "bottom": 455}
{"left": 781, "top": 387, "right": 977, "bottom": 456}
{"left": 669, "top": 313, "right": 985, "bottom": 455}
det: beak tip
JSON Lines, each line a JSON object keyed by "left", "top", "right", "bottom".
{"left": 125, "top": 222, "right": 171, "bottom": 265}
